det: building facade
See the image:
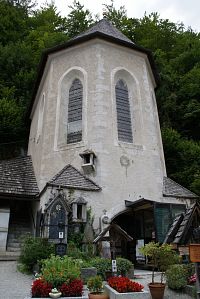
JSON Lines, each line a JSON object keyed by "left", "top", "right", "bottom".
{"left": 0, "top": 19, "right": 198, "bottom": 260}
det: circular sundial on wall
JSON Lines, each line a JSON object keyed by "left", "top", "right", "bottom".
{"left": 120, "top": 155, "right": 130, "bottom": 167}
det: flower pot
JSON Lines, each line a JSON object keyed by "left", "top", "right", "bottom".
{"left": 148, "top": 283, "right": 166, "bottom": 299}
{"left": 49, "top": 291, "right": 62, "bottom": 298}
{"left": 88, "top": 292, "right": 109, "bottom": 299}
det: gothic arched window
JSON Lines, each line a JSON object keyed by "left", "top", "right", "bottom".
{"left": 115, "top": 79, "right": 133, "bottom": 143}
{"left": 67, "top": 78, "right": 83, "bottom": 144}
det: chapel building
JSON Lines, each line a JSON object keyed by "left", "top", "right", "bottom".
{"left": 0, "top": 19, "right": 198, "bottom": 260}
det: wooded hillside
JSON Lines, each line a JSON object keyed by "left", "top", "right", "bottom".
{"left": 0, "top": 0, "right": 199, "bottom": 194}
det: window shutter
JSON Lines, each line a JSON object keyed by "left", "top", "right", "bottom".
{"left": 67, "top": 79, "right": 83, "bottom": 144}
{"left": 115, "top": 79, "right": 133, "bottom": 143}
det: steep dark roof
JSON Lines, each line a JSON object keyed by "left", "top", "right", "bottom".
{"left": 173, "top": 203, "right": 197, "bottom": 244}
{"left": 72, "top": 18, "right": 134, "bottom": 45}
{"left": 28, "top": 19, "right": 159, "bottom": 118}
{"left": 164, "top": 202, "right": 200, "bottom": 245}
{"left": 47, "top": 164, "right": 101, "bottom": 191}
{"left": 163, "top": 177, "right": 199, "bottom": 199}
{"left": 163, "top": 213, "right": 184, "bottom": 244}
{"left": 0, "top": 156, "right": 39, "bottom": 198}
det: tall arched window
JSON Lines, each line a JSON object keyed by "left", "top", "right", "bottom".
{"left": 67, "top": 78, "right": 83, "bottom": 144}
{"left": 115, "top": 79, "right": 133, "bottom": 143}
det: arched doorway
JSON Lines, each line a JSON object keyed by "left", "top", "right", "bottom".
{"left": 112, "top": 200, "right": 155, "bottom": 263}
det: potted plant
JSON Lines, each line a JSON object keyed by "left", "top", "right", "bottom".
{"left": 140, "top": 242, "right": 179, "bottom": 299}
{"left": 87, "top": 275, "right": 109, "bottom": 299}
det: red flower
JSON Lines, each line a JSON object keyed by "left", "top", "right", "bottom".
{"left": 60, "top": 279, "right": 83, "bottom": 297}
{"left": 108, "top": 276, "right": 143, "bottom": 293}
{"left": 32, "top": 278, "right": 52, "bottom": 298}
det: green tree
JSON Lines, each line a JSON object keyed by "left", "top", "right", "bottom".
{"left": 65, "top": 0, "right": 93, "bottom": 39}
{"left": 162, "top": 128, "right": 200, "bottom": 195}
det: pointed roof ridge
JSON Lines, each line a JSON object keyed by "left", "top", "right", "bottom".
{"left": 72, "top": 18, "right": 134, "bottom": 45}
{"left": 47, "top": 164, "right": 101, "bottom": 191}
{"left": 163, "top": 176, "right": 199, "bottom": 199}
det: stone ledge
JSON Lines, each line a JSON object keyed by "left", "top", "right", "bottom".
{"left": 104, "top": 284, "right": 149, "bottom": 299}
{"left": 25, "top": 297, "right": 88, "bottom": 299}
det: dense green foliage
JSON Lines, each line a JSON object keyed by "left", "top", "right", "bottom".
{"left": 166, "top": 264, "right": 190, "bottom": 290}
{"left": 19, "top": 235, "right": 55, "bottom": 271}
{"left": 0, "top": 0, "right": 200, "bottom": 194}
{"left": 41, "top": 255, "right": 81, "bottom": 287}
{"left": 85, "top": 257, "right": 133, "bottom": 279}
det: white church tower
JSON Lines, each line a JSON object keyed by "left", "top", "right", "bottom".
{"left": 27, "top": 19, "right": 197, "bottom": 259}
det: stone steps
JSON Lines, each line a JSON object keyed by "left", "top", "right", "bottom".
{"left": 7, "top": 220, "right": 32, "bottom": 253}
{"left": 0, "top": 251, "right": 20, "bottom": 261}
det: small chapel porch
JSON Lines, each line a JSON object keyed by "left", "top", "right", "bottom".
{"left": 95, "top": 198, "right": 186, "bottom": 264}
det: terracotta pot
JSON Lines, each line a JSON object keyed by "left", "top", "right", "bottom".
{"left": 88, "top": 292, "right": 109, "bottom": 299}
{"left": 148, "top": 283, "right": 165, "bottom": 299}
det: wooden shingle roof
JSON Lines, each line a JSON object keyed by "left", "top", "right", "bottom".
{"left": 47, "top": 164, "right": 101, "bottom": 191}
{"left": 72, "top": 18, "right": 134, "bottom": 45}
{"left": 163, "top": 177, "right": 199, "bottom": 199}
{"left": 164, "top": 202, "right": 200, "bottom": 245}
{"left": 0, "top": 156, "right": 39, "bottom": 198}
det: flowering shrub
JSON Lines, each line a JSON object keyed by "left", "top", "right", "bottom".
{"left": 60, "top": 279, "right": 83, "bottom": 296}
{"left": 108, "top": 277, "right": 144, "bottom": 293}
{"left": 189, "top": 274, "right": 196, "bottom": 284}
{"left": 31, "top": 278, "right": 52, "bottom": 298}
{"left": 32, "top": 277, "right": 83, "bottom": 298}
{"left": 41, "top": 255, "right": 81, "bottom": 287}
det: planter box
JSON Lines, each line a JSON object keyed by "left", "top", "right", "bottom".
{"left": 104, "top": 284, "right": 149, "bottom": 299}
{"left": 25, "top": 287, "right": 89, "bottom": 299}
{"left": 25, "top": 295, "right": 88, "bottom": 299}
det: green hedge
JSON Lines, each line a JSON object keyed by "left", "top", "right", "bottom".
{"left": 166, "top": 264, "right": 188, "bottom": 290}
{"left": 19, "top": 235, "right": 54, "bottom": 272}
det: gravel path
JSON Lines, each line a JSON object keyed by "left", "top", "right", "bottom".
{"left": 0, "top": 262, "right": 194, "bottom": 299}
{"left": 0, "top": 261, "right": 32, "bottom": 299}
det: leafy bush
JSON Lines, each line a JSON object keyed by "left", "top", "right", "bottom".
{"left": 87, "top": 275, "right": 103, "bottom": 293}
{"left": 67, "top": 241, "right": 89, "bottom": 260}
{"left": 108, "top": 276, "right": 143, "bottom": 293}
{"left": 117, "top": 258, "right": 133, "bottom": 275}
{"left": 89, "top": 257, "right": 111, "bottom": 279}
{"left": 41, "top": 255, "right": 81, "bottom": 288}
{"left": 87, "top": 257, "right": 133, "bottom": 279}
{"left": 19, "top": 236, "right": 54, "bottom": 272}
{"left": 166, "top": 264, "right": 188, "bottom": 290}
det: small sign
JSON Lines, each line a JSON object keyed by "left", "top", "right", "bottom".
{"left": 189, "top": 244, "right": 200, "bottom": 262}
{"left": 59, "top": 231, "right": 64, "bottom": 239}
{"left": 112, "top": 260, "right": 117, "bottom": 272}
{"left": 55, "top": 243, "right": 67, "bottom": 257}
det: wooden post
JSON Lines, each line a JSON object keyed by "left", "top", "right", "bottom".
{"left": 189, "top": 244, "right": 200, "bottom": 299}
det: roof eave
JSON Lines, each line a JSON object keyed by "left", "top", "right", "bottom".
{"left": 0, "top": 192, "right": 39, "bottom": 200}
{"left": 46, "top": 182, "right": 101, "bottom": 192}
